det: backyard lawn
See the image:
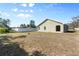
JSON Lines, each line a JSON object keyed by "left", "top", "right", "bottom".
{"left": 0, "top": 32, "right": 79, "bottom": 56}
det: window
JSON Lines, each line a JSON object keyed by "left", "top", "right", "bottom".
{"left": 44, "top": 26, "right": 46, "bottom": 30}
{"left": 56, "top": 25, "right": 61, "bottom": 31}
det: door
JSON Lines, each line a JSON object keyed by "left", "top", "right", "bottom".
{"left": 56, "top": 25, "right": 61, "bottom": 31}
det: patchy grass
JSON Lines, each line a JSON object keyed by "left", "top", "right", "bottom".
{"left": 0, "top": 32, "right": 79, "bottom": 56}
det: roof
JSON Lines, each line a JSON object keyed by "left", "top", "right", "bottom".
{"left": 11, "top": 26, "right": 30, "bottom": 28}
{"left": 11, "top": 27, "right": 21, "bottom": 28}
{"left": 37, "top": 19, "right": 63, "bottom": 27}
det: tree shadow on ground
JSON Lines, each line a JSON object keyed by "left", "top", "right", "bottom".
{"left": 0, "top": 43, "right": 29, "bottom": 56}
{"left": 0, "top": 36, "right": 11, "bottom": 44}
{"left": 0, "top": 35, "right": 46, "bottom": 56}
{"left": 0, "top": 36, "right": 28, "bottom": 56}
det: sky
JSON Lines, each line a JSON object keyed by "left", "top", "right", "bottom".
{"left": 0, "top": 3, "right": 79, "bottom": 27}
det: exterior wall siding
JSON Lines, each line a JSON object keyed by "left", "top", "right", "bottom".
{"left": 74, "top": 28, "right": 79, "bottom": 32}
{"left": 38, "top": 20, "right": 64, "bottom": 33}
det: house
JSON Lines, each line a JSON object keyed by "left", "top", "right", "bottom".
{"left": 74, "top": 28, "right": 79, "bottom": 32}
{"left": 37, "top": 19, "right": 64, "bottom": 33}
{"left": 11, "top": 19, "right": 64, "bottom": 33}
{"left": 11, "top": 27, "right": 37, "bottom": 32}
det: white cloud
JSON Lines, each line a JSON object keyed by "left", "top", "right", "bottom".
{"left": 17, "top": 13, "right": 32, "bottom": 18}
{"left": 12, "top": 8, "right": 18, "bottom": 12}
{"left": 12, "top": 8, "right": 31, "bottom": 13}
{"left": 17, "top": 14, "right": 24, "bottom": 17}
{"left": 29, "top": 3, "right": 35, "bottom": 7}
{"left": 0, "top": 11, "right": 2, "bottom": 13}
{"left": 20, "top": 3, "right": 27, "bottom": 7}
{"left": 0, "top": 11, "right": 2, "bottom": 16}
{"left": 25, "top": 10, "right": 28, "bottom": 12}
{"left": 30, "top": 10, "right": 33, "bottom": 13}
{"left": 0, "top": 12, "right": 10, "bottom": 18}
{"left": 2, "top": 12, "right": 10, "bottom": 17}
{"left": 19, "top": 10, "right": 25, "bottom": 12}
{"left": 19, "top": 3, "right": 35, "bottom": 7}
{"left": 25, "top": 14, "right": 32, "bottom": 17}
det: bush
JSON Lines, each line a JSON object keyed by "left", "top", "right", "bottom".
{"left": 0, "top": 28, "right": 9, "bottom": 34}
{"left": 31, "top": 51, "right": 46, "bottom": 56}
{"left": 9, "top": 30, "right": 17, "bottom": 33}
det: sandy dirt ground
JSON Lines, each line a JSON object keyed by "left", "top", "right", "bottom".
{"left": 2, "top": 32, "right": 79, "bottom": 56}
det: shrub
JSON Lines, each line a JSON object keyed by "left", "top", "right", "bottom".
{"left": 31, "top": 51, "right": 46, "bottom": 56}
{"left": 0, "top": 28, "right": 9, "bottom": 34}
{"left": 28, "top": 32, "right": 30, "bottom": 35}
{"left": 9, "top": 30, "right": 17, "bottom": 33}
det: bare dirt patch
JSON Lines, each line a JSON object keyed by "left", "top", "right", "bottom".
{"left": 4, "top": 32, "right": 78, "bottom": 56}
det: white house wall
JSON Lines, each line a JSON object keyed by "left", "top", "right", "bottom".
{"left": 74, "top": 28, "right": 79, "bottom": 31}
{"left": 38, "top": 20, "right": 64, "bottom": 33}
{"left": 12, "top": 28, "right": 19, "bottom": 31}
{"left": 12, "top": 27, "right": 37, "bottom": 32}
{"left": 18, "top": 28, "right": 37, "bottom": 32}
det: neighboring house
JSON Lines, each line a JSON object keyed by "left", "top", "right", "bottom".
{"left": 37, "top": 19, "right": 64, "bottom": 33}
{"left": 11, "top": 27, "right": 37, "bottom": 32}
{"left": 74, "top": 28, "right": 79, "bottom": 32}
{"left": 11, "top": 19, "right": 65, "bottom": 33}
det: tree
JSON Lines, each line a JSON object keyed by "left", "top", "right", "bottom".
{"left": 2, "top": 19, "right": 10, "bottom": 26}
{"left": 0, "top": 13, "right": 10, "bottom": 30}
{"left": 20, "top": 24, "right": 27, "bottom": 28}
{"left": 0, "top": 18, "right": 10, "bottom": 26}
{"left": 30, "top": 20, "right": 36, "bottom": 28}
{"left": 6, "top": 19, "right": 10, "bottom": 25}
{"left": 71, "top": 16, "right": 79, "bottom": 28}
{"left": 0, "top": 18, "right": 3, "bottom": 22}
{"left": 67, "top": 16, "right": 79, "bottom": 31}
{"left": 27, "top": 24, "right": 30, "bottom": 27}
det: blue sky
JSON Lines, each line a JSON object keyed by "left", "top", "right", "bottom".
{"left": 0, "top": 3, "right": 79, "bottom": 27}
